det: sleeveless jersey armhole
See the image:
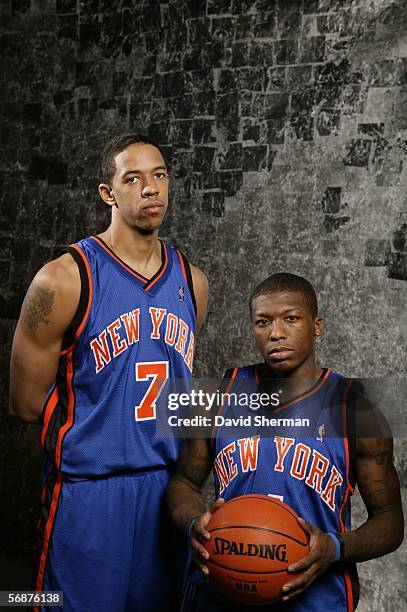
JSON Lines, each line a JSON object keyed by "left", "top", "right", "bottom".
{"left": 209, "top": 368, "right": 239, "bottom": 452}
{"left": 210, "top": 368, "right": 237, "bottom": 419}
{"left": 61, "top": 246, "right": 91, "bottom": 351}
{"left": 177, "top": 249, "right": 197, "bottom": 315}
{"left": 344, "top": 380, "right": 359, "bottom": 488}
{"left": 222, "top": 368, "right": 237, "bottom": 383}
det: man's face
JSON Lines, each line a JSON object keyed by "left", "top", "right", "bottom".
{"left": 250, "top": 291, "right": 323, "bottom": 377}
{"left": 109, "top": 143, "right": 169, "bottom": 232}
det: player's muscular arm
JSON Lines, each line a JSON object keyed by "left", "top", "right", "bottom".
{"left": 282, "top": 436, "right": 404, "bottom": 602}
{"left": 190, "top": 265, "right": 208, "bottom": 335}
{"left": 168, "top": 438, "right": 211, "bottom": 533}
{"left": 168, "top": 438, "right": 223, "bottom": 574}
{"left": 9, "top": 255, "right": 80, "bottom": 423}
{"left": 340, "top": 436, "right": 404, "bottom": 561}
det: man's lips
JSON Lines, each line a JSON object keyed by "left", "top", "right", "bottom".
{"left": 268, "top": 347, "right": 294, "bottom": 361}
{"left": 142, "top": 202, "right": 164, "bottom": 214}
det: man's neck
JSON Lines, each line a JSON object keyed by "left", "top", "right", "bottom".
{"left": 98, "top": 224, "right": 162, "bottom": 279}
{"left": 259, "top": 361, "right": 324, "bottom": 406}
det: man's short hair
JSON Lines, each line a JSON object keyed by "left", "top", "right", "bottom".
{"left": 100, "top": 133, "right": 168, "bottom": 184}
{"left": 249, "top": 272, "right": 318, "bottom": 318}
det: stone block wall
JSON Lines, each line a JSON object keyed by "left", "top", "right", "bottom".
{"left": 1, "top": 0, "right": 406, "bottom": 608}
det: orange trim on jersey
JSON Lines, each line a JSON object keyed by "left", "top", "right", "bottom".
{"left": 254, "top": 366, "right": 260, "bottom": 385}
{"left": 60, "top": 347, "right": 71, "bottom": 358}
{"left": 55, "top": 351, "right": 75, "bottom": 469}
{"left": 71, "top": 244, "right": 93, "bottom": 340}
{"left": 91, "top": 235, "right": 148, "bottom": 282}
{"left": 339, "top": 380, "right": 356, "bottom": 611}
{"left": 41, "top": 387, "right": 59, "bottom": 447}
{"left": 176, "top": 249, "right": 188, "bottom": 281}
{"left": 215, "top": 368, "right": 238, "bottom": 419}
{"left": 42, "top": 244, "right": 92, "bottom": 457}
{"left": 339, "top": 380, "right": 353, "bottom": 530}
{"left": 59, "top": 243, "right": 93, "bottom": 356}
{"left": 210, "top": 368, "right": 239, "bottom": 444}
{"left": 343, "top": 567, "right": 354, "bottom": 611}
{"left": 40, "top": 466, "right": 53, "bottom": 505}
{"left": 145, "top": 242, "right": 168, "bottom": 290}
{"left": 36, "top": 464, "right": 54, "bottom": 532}
{"left": 35, "top": 471, "right": 63, "bottom": 594}
{"left": 91, "top": 236, "right": 169, "bottom": 290}
{"left": 338, "top": 484, "right": 352, "bottom": 532}
{"left": 342, "top": 380, "right": 352, "bottom": 479}
{"left": 258, "top": 367, "right": 332, "bottom": 413}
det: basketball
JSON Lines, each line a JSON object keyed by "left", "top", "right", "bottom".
{"left": 203, "top": 494, "right": 310, "bottom": 606}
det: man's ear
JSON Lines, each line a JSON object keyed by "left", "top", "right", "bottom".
{"left": 98, "top": 183, "right": 116, "bottom": 207}
{"left": 314, "top": 315, "right": 324, "bottom": 337}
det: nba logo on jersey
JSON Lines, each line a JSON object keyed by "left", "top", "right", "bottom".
{"left": 317, "top": 424, "right": 326, "bottom": 443}
{"left": 179, "top": 285, "right": 184, "bottom": 302}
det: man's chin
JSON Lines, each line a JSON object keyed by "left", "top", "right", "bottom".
{"left": 265, "top": 359, "right": 295, "bottom": 377}
{"left": 134, "top": 219, "right": 163, "bottom": 235}
{"left": 137, "top": 226, "right": 156, "bottom": 235}
{"left": 135, "top": 213, "right": 166, "bottom": 235}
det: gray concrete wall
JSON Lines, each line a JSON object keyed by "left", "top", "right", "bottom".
{"left": 0, "top": 0, "right": 406, "bottom": 608}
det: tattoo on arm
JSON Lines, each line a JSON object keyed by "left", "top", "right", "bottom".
{"left": 27, "top": 286, "right": 55, "bottom": 329}
{"left": 184, "top": 455, "right": 210, "bottom": 487}
{"left": 168, "top": 441, "right": 210, "bottom": 530}
{"left": 356, "top": 440, "right": 394, "bottom": 513}
{"left": 175, "top": 440, "right": 211, "bottom": 491}
{"left": 347, "top": 437, "right": 404, "bottom": 561}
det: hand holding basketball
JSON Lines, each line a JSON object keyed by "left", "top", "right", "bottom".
{"left": 202, "top": 495, "right": 310, "bottom": 605}
{"left": 189, "top": 498, "right": 225, "bottom": 576}
{"left": 282, "top": 517, "right": 337, "bottom": 601}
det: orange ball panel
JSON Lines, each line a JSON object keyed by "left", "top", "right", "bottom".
{"left": 203, "top": 494, "right": 309, "bottom": 606}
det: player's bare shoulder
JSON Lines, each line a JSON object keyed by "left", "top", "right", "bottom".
{"left": 21, "top": 253, "right": 81, "bottom": 337}
{"left": 190, "top": 264, "right": 208, "bottom": 293}
{"left": 190, "top": 264, "right": 209, "bottom": 334}
{"left": 10, "top": 254, "right": 82, "bottom": 422}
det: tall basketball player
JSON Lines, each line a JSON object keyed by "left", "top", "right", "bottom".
{"left": 168, "top": 273, "right": 404, "bottom": 611}
{"left": 9, "top": 134, "right": 208, "bottom": 611}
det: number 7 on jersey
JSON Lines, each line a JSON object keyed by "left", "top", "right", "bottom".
{"left": 135, "top": 361, "right": 169, "bottom": 421}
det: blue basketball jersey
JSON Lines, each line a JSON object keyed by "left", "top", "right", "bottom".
{"left": 40, "top": 236, "right": 196, "bottom": 476}
{"left": 189, "top": 366, "right": 359, "bottom": 612}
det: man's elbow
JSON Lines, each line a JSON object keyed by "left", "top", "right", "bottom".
{"left": 387, "top": 513, "right": 404, "bottom": 554}
{"left": 393, "top": 524, "right": 404, "bottom": 552}
{"left": 8, "top": 398, "right": 41, "bottom": 424}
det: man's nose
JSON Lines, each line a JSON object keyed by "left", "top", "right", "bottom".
{"left": 141, "top": 182, "right": 159, "bottom": 197}
{"left": 268, "top": 320, "right": 286, "bottom": 340}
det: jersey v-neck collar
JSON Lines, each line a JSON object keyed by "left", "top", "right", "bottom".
{"left": 90, "top": 235, "right": 171, "bottom": 292}
{"left": 254, "top": 365, "right": 331, "bottom": 413}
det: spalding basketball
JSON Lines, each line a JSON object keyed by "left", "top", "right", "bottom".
{"left": 203, "top": 494, "right": 309, "bottom": 606}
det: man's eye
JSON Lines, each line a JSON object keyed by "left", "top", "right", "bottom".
{"left": 256, "top": 319, "right": 268, "bottom": 326}
{"left": 286, "top": 316, "right": 299, "bottom": 321}
{"left": 156, "top": 172, "right": 168, "bottom": 179}
{"left": 128, "top": 176, "right": 140, "bottom": 183}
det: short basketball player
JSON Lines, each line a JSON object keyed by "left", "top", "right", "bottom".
{"left": 9, "top": 134, "right": 208, "bottom": 611}
{"left": 168, "top": 273, "right": 404, "bottom": 611}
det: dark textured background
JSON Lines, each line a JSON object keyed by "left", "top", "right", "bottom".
{"left": 0, "top": 0, "right": 406, "bottom": 608}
